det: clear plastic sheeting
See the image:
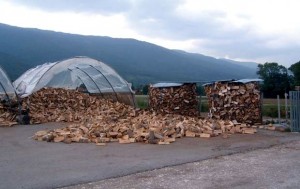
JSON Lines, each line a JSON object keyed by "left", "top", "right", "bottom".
{"left": 202, "top": 79, "right": 263, "bottom": 86}
{"left": 152, "top": 83, "right": 183, "bottom": 88}
{"left": 13, "top": 57, "right": 135, "bottom": 106}
{"left": 233, "top": 79, "right": 263, "bottom": 83}
{"left": 14, "top": 62, "right": 57, "bottom": 96}
{"left": 0, "top": 65, "right": 17, "bottom": 102}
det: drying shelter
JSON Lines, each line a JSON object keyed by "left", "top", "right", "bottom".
{"left": 0, "top": 66, "right": 20, "bottom": 125}
{"left": 0, "top": 66, "right": 18, "bottom": 108}
{"left": 203, "top": 79, "right": 262, "bottom": 124}
{"left": 149, "top": 82, "right": 198, "bottom": 116}
{"left": 14, "top": 57, "right": 135, "bottom": 106}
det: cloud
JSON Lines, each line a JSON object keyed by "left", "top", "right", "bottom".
{"left": 2, "top": 0, "right": 300, "bottom": 66}
{"left": 122, "top": 0, "right": 300, "bottom": 65}
{"left": 8, "top": 0, "right": 132, "bottom": 15}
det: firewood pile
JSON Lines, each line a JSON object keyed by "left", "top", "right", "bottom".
{"left": 0, "top": 100, "right": 18, "bottom": 126}
{"left": 204, "top": 81, "right": 262, "bottom": 124}
{"left": 30, "top": 88, "right": 258, "bottom": 145}
{"left": 148, "top": 83, "right": 198, "bottom": 116}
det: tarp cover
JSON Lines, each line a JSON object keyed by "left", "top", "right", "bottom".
{"left": 202, "top": 79, "right": 263, "bottom": 86}
{"left": 152, "top": 83, "right": 183, "bottom": 88}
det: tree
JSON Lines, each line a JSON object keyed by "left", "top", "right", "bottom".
{"left": 257, "top": 62, "right": 293, "bottom": 98}
{"left": 289, "top": 61, "right": 300, "bottom": 86}
{"left": 142, "top": 85, "right": 149, "bottom": 95}
{"left": 196, "top": 85, "right": 205, "bottom": 96}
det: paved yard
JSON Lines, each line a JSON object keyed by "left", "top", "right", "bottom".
{"left": 0, "top": 123, "right": 299, "bottom": 189}
{"left": 66, "top": 141, "right": 300, "bottom": 189}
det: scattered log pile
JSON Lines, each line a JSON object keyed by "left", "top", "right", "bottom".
{"left": 30, "top": 88, "right": 258, "bottom": 145}
{"left": 148, "top": 83, "right": 198, "bottom": 116}
{"left": 204, "top": 81, "right": 262, "bottom": 124}
{"left": 33, "top": 113, "right": 258, "bottom": 145}
{"left": 0, "top": 100, "right": 18, "bottom": 126}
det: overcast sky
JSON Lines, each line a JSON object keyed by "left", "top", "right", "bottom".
{"left": 0, "top": 0, "right": 299, "bottom": 67}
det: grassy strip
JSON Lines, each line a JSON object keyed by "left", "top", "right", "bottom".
{"left": 135, "top": 95, "right": 148, "bottom": 109}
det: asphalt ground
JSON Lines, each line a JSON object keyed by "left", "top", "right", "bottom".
{"left": 67, "top": 141, "right": 300, "bottom": 189}
{"left": 0, "top": 123, "right": 299, "bottom": 189}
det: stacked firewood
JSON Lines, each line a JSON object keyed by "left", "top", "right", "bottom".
{"left": 204, "top": 81, "right": 261, "bottom": 124}
{"left": 148, "top": 83, "right": 198, "bottom": 116}
{"left": 30, "top": 88, "right": 258, "bottom": 145}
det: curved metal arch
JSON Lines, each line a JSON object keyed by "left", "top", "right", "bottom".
{"left": 0, "top": 82, "right": 11, "bottom": 105}
{"left": 31, "top": 62, "right": 60, "bottom": 93}
{"left": 89, "top": 65, "right": 119, "bottom": 102}
{"left": 0, "top": 65, "right": 22, "bottom": 113}
{"left": 31, "top": 57, "right": 82, "bottom": 93}
{"left": 74, "top": 67, "right": 103, "bottom": 95}
{"left": 91, "top": 62, "right": 135, "bottom": 93}
{"left": 90, "top": 63, "right": 136, "bottom": 107}
{"left": 68, "top": 68, "right": 104, "bottom": 97}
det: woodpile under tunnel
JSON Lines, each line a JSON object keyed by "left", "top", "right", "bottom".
{"left": 22, "top": 87, "right": 133, "bottom": 124}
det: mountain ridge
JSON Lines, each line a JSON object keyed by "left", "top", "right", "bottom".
{"left": 0, "top": 23, "right": 258, "bottom": 85}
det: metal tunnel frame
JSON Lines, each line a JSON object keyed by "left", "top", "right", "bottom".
{"left": 0, "top": 82, "right": 11, "bottom": 105}
{"left": 68, "top": 68, "right": 104, "bottom": 98}
{"left": 0, "top": 65, "right": 21, "bottom": 113}
{"left": 89, "top": 65, "right": 119, "bottom": 101}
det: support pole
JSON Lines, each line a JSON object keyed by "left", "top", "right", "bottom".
{"left": 199, "top": 95, "right": 202, "bottom": 116}
{"left": 277, "top": 95, "right": 281, "bottom": 124}
{"left": 285, "top": 93, "right": 288, "bottom": 122}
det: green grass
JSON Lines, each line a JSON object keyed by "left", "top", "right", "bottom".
{"left": 135, "top": 95, "right": 288, "bottom": 118}
{"left": 135, "top": 95, "right": 148, "bottom": 109}
{"left": 262, "top": 99, "right": 289, "bottom": 118}
{"left": 263, "top": 104, "right": 288, "bottom": 118}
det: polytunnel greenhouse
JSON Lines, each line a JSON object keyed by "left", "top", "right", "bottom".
{"left": 14, "top": 57, "right": 135, "bottom": 106}
{"left": 0, "top": 66, "right": 18, "bottom": 106}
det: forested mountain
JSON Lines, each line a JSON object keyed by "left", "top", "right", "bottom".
{"left": 0, "top": 23, "right": 257, "bottom": 85}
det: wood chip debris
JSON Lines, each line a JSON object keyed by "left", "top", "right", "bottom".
{"left": 30, "top": 88, "right": 258, "bottom": 145}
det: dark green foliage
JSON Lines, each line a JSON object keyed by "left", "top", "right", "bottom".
{"left": 135, "top": 95, "right": 149, "bottom": 109}
{"left": 196, "top": 85, "right": 205, "bottom": 96}
{"left": 289, "top": 61, "right": 300, "bottom": 86}
{"left": 142, "top": 85, "right": 149, "bottom": 95}
{"left": 257, "top": 62, "right": 293, "bottom": 98}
